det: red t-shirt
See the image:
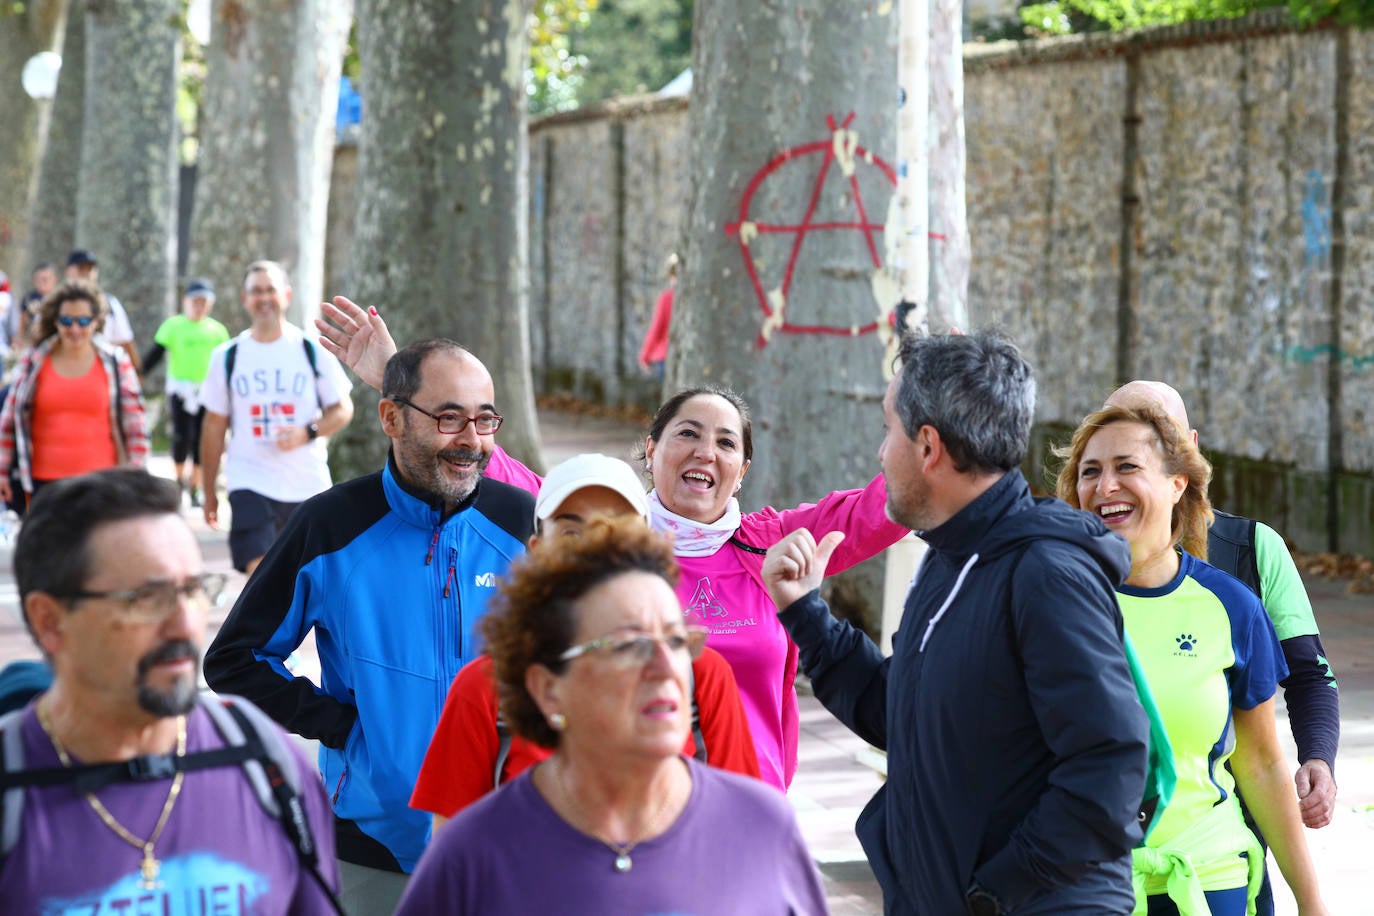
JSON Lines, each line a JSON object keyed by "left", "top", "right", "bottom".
{"left": 410, "top": 647, "right": 761, "bottom": 819}
{"left": 30, "top": 355, "right": 117, "bottom": 480}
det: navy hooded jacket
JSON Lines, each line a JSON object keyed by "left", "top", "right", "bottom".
{"left": 779, "top": 470, "right": 1149, "bottom": 914}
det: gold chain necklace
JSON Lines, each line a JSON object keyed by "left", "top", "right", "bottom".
{"left": 36, "top": 700, "right": 187, "bottom": 891}
{"left": 554, "top": 758, "right": 680, "bottom": 874}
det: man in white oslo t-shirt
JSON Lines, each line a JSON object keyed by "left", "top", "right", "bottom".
{"left": 199, "top": 260, "right": 354, "bottom": 576}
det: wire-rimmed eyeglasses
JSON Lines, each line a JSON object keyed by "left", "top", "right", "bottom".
{"left": 559, "top": 626, "right": 709, "bottom": 669}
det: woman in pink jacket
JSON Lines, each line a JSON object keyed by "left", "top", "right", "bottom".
{"left": 627, "top": 385, "right": 907, "bottom": 788}
{"left": 316, "top": 297, "right": 909, "bottom": 790}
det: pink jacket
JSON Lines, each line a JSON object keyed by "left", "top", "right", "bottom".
{"left": 484, "top": 446, "right": 906, "bottom": 788}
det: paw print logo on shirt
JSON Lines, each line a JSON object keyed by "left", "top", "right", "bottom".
{"left": 1174, "top": 633, "right": 1198, "bottom": 656}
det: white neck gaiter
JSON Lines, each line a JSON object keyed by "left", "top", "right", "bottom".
{"left": 647, "top": 490, "right": 742, "bottom": 557}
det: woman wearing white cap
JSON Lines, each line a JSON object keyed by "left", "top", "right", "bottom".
{"left": 410, "top": 453, "right": 760, "bottom": 829}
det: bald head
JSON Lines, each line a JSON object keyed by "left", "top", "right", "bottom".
{"left": 1104, "top": 380, "right": 1196, "bottom": 444}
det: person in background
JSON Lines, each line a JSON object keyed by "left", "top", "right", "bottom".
{"left": 142, "top": 278, "right": 230, "bottom": 507}
{"left": 0, "top": 270, "right": 12, "bottom": 357}
{"left": 411, "top": 453, "right": 760, "bottom": 830}
{"left": 637, "top": 252, "right": 677, "bottom": 380}
{"left": 9, "top": 263, "right": 58, "bottom": 355}
{"left": 1058, "top": 403, "right": 1328, "bottom": 916}
{"left": 64, "top": 250, "right": 140, "bottom": 375}
{"left": 197, "top": 261, "right": 353, "bottom": 576}
{"left": 396, "top": 516, "right": 828, "bottom": 915}
{"left": 0, "top": 281, "right": 147, "bottom": 511}
{"left": 313, "top": 295, "right": 910, "bottom": 792}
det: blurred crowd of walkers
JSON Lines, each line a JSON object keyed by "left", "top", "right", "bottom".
{"left": 0, "top": 268, "right": 1340, "bottom": 916}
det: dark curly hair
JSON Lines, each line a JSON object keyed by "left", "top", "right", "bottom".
{"left": 1055, "top": 403, "right": 1213, "bottom": 561}
{"left": 481, "top": 515, "right": 680, "bottom": 749}
{"left": 35, "top": 280, "right": 107, "bottom": 343}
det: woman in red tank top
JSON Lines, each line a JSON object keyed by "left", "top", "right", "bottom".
{"left": 0, "top": 280, "right": 148, "bottom": 508}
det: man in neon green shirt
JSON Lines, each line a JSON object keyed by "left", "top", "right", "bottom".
{"left": 142, "top": 278, "right": 230, "bottom": 507}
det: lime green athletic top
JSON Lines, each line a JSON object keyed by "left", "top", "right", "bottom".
{"left": 1118, "top": 552, "right": 1286, "bottom": 896}
{"left": 153, "top": 314, "right": 230, "bottom": 383}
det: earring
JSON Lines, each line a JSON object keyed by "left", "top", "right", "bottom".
{"left": 645, "top": 462, "right": 652, "bottom": 473}
{"left": 549, "top": 712, "right": 566, "bottom": 731}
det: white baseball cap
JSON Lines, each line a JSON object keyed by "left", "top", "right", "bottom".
{"left": 535, "top": 453, "right": 650, "bottom": 522}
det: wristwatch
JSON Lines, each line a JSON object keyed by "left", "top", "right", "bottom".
{"left": 966, "top": 882, "right": 1004, "bottom": 916}
{"left": 306, "top": 423, "right": 320, "bottom": 441}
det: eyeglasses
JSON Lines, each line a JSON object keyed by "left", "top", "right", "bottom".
{"left": 390, "top": 397, "right": 503, "bottom": 435}
{"left": 57, "top": 315, "right": 95, "bottom": 328}
{"left": 64, "top": 572, "right": 229, "bottom": 624}
{"left": 559, "top": 626, "right": 708, "bottom": 669}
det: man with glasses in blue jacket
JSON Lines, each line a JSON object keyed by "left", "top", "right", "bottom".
{"left": 205, "top": 339, "right": 535, "bottom": 914}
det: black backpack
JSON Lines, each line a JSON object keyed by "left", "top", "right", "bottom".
{"left": 0, "top": 692, "right": 341, "bottom": 913}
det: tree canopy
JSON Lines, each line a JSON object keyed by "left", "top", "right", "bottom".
{"left": 1016, "top": 0, "right": 1372, "bottom": 36}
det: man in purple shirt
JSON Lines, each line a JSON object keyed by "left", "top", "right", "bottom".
{"left": 0, "top": 469, "right": 338, "bottom": 914}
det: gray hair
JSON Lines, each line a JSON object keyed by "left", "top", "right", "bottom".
{"left": 892, "top": 330, "right": 1035, "bottom": 474}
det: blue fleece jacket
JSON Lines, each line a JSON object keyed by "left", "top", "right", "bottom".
{"left": 205, "top": 460, "right": 534, "bottom": 872}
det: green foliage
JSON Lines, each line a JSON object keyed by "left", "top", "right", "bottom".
{"left": 1015, "top": 0, "right": 1373, "bottom": 35}
{"left": 527, "top": 0, "right": 693, "bottom": 113}
{"left": 568, "top": 0, "right": 692, "bottom": 107}
{"left": 176, "top": 0, "right": 205, "bottom": 163}
{"left": 528, "top": 0, "right": 599, "bottom": 113}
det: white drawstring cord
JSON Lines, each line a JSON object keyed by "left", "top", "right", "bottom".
{"left": 918, "top": 553, "right": 979, "bottom": 653}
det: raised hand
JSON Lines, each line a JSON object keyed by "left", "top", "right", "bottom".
{"left": 315, "top": 296, "right": 398, "bottom": 392}
{"left": 761, "top": 528, "right": 846, "bottom": 611}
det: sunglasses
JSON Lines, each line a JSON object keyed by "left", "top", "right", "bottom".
{"left": 57, "top": 315, "right": 95, "bottom": 328}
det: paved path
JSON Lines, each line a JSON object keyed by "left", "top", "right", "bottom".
{"left": 1, "top": 407, "right": 1370, "bottom": 914}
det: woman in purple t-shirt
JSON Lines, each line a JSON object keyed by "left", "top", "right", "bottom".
{"left": 395, "top": 517, "right": 827, "bottom": 914}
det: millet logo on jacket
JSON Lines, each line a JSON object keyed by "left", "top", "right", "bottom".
{"left": 474, "top": 572, "right": 498, "bottom": 587}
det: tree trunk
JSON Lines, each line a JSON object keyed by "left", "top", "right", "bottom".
{"left": 187, "top": 0, "right": 352, "bottom": 335}
{"left": 75, "top": 0, "right": 180, "bottom": 341}
{"left": 25, "top": 4, "right": 84, "bottom": 274}
{"left": 676, "top": 0, "right": 898, "bottom": 630}
{"left": 0, "top": 0, "right": 65, "bottom": 275}
{"left": 333, "top": 0, "right": 544, "bottom": 478}
{"left": 928, "top": 0, "right": 969, "bottom": 331}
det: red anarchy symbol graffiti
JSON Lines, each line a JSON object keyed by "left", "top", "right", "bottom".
{"left": 725, "top": 113, "right": 896, "bottom": 348}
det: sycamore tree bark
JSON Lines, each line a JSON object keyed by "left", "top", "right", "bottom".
{"left": 75, "top": 0, "right": 180, "bottom": 341}
{"left": 928, "top": 0, "right": 969, "bottom": 331}
{"left": 0, "top": 0, "right": 65, "bottom": 274}
{"left": 675, "top": 0, "right": 898, "bottom": 630}
{"left": 187, "top": 0, "right": 352, "bottom": 335}
{"left": 332, "top": 0, "right": 544, "bottom": 477}
{"left": 25, "top": 5, "right": 84, "bottom": 272}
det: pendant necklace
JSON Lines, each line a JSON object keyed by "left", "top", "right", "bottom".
{"left": 556, "top": 759, "right": 678, "bottom": 874}
{"left": 37, "top": 700, "right": 187, "bottom": 891}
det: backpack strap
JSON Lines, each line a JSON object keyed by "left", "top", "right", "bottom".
{"left": 203, "top": 695, "right": 344, "bottom": 914}
{"left": 1, "top": 708, "right": 27, "bottom": 860}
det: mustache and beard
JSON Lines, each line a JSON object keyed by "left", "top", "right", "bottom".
{"left": 135, "top": 639, "right": 200, "bottom": 716}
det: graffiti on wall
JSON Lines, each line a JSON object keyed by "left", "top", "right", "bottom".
{"left": 725, "top": 113, "right": 897, "bottom": 349}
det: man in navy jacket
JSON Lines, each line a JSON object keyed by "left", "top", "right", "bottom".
{"left": 205, "top": 339, "right": 534, "bottom": 914}
{"left": 763, "top": 331, "right": 1150, "bottom": 915}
